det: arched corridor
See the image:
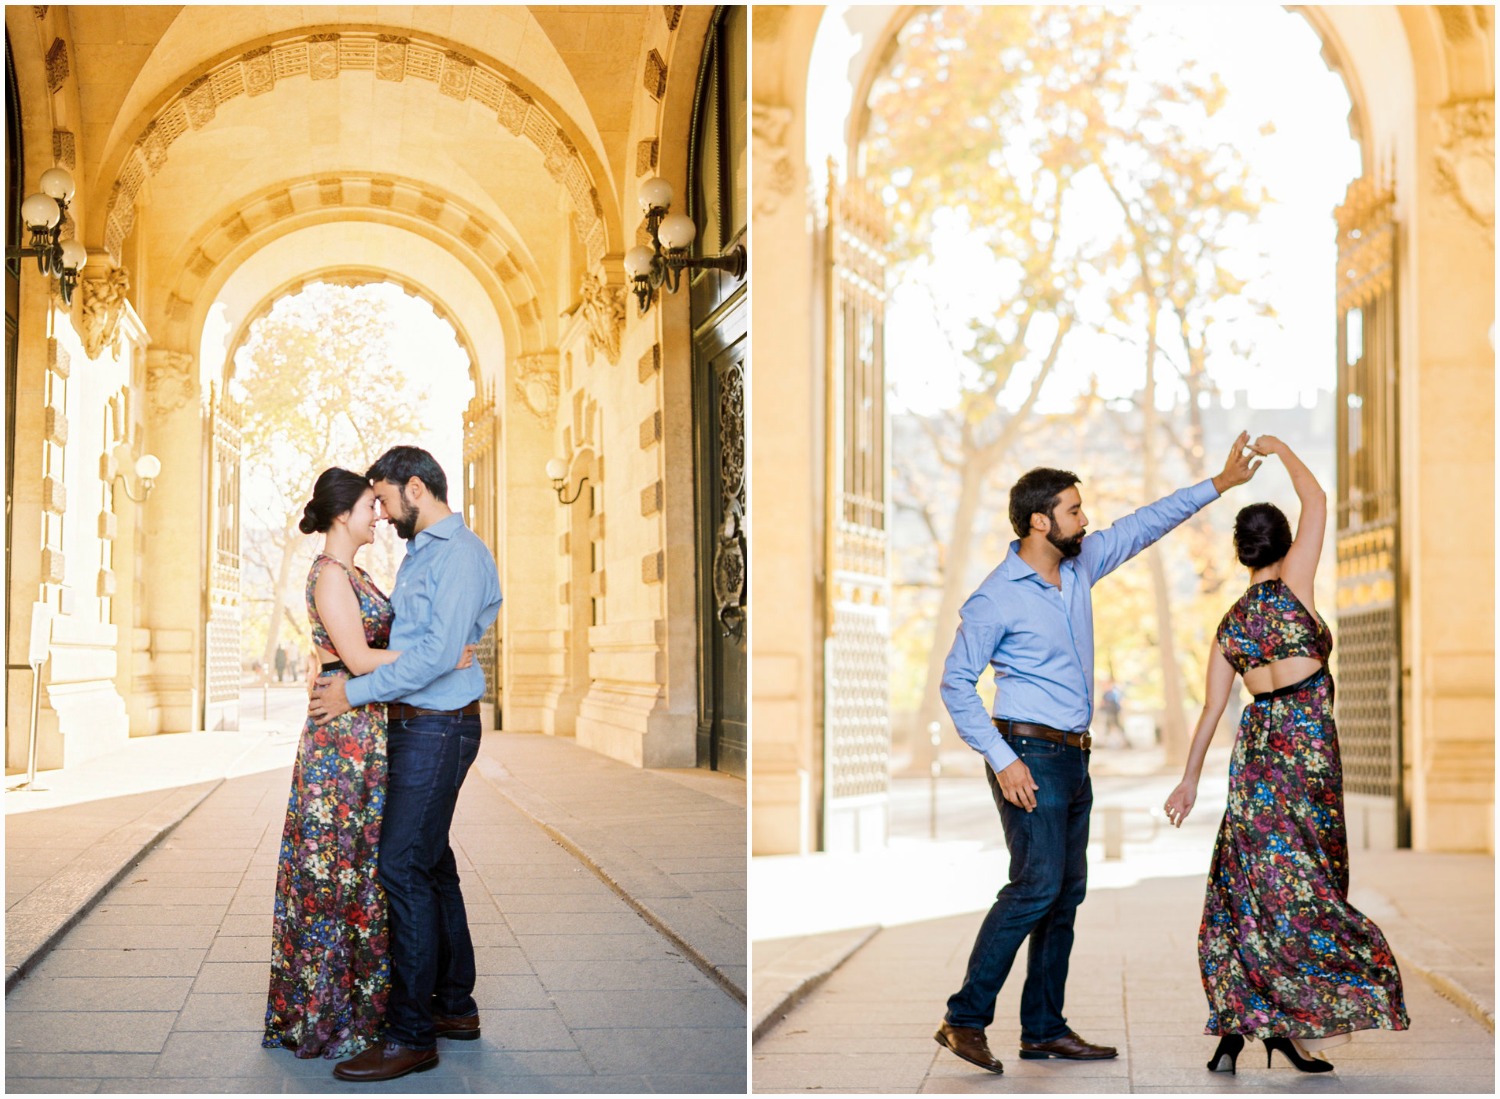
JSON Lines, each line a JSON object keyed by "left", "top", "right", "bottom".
{"left": 6, "top": 5, "right": 748, "bottom": 779}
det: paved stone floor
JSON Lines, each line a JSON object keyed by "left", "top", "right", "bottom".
{"left": 754, "top": 883, "right": 1494, "bottom": 1093}
{"left": 6, "top": 755, "right": 746, "bottom": 1093}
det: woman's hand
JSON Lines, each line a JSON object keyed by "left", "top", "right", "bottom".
{"left": 1250, "top": 434, "right": 1285, "bottom": 457}
{"left": 455, "top": 644, "right": 478, "bottom": 670}
{"left": 1164, "top": 779, "right": 1197, "bottom": 828}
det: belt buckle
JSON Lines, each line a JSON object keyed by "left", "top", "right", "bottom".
{"left": 1079, "top": 731, "right": 1093, "bottom": 751}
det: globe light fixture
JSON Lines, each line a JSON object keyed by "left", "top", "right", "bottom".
{"left": 546, "top": 458, "right": 588, "bottom": 505}
{"left": 111, "top": 445, "right": 163, "bottom": 503}
{"left": 627, "top": 176, "right": 747, "bottom": 313}
{"left": 10, "top": 166, "right": 87, "bottom": 306}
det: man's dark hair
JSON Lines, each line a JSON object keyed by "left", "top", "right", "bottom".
{"left": 1008, "top": 467, "right": 1082, "bottom": 540}
{"left": 1233, "top": 503, "right": 1292, "bottom": 568}
{"left": 366, "top": 445, "right": 448, "bottom": 503}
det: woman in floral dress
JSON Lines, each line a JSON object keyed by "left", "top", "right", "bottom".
{"left": 263, "top": 468, "right": 470, "bottom": 1058}
{"left": 1163, "top": 436, "right": 1407, "bottom": 1074}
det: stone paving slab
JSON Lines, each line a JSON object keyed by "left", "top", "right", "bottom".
{"left": 476, "top": 732, "right": 747, "bottom": 1002}
{"left": 6, "top": 740, "right": 746, "bottom": 1093}
{"left": 752, "top": 925, "right": 879, "bottom": 1040}
{"left": 752, "top": 874, "right": 1494, "bottom": 1093}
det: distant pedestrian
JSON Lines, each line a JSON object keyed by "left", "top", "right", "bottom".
{"left": 1099, "top": 681, "right": 1125, "bottom": 748}
{"left": 1164, "top": 435, "right": 1408, "bottom": 1075}
{"left": 274, "top": 643, "right": 287, "bottom": 683}
{"left": 932, "top": 434, "right": 1260, "bottom": 1076}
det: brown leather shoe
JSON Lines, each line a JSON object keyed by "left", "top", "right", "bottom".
{"left": 1019, "top": 1031, "right": 1118, "bottom": 1060}
{"left": 331, "top": 1041, "right": 439, "bottom": 1081}
{"left": 433, "top": 1012, "right": 481, "bottom": 1040}
{"left": 934, "top": 1021, "right": 1004, "bottom": 1074}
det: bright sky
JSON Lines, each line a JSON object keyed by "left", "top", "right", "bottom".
{"left": 870, "top": 4, "right": 1362, "bottom": 415}
{"left": 205, "top": 283, "right": 475, "bottom": 526}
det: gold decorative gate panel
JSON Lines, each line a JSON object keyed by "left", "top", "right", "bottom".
{"left": 205, "top": 383, "right": 242, "bottom": 726}
{"left": 822, "top": 168, "right": 891, "bottom": 846}
{"left": 1333, "top": 177, "right": 1404, "bottom": 842}
{"left": 464, "top": 385, "right": 500, "bottom": 722}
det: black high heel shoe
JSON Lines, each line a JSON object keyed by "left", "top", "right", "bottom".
{"left": 1206, "top": 1034, "right": 1244, "bottom": 1074}
{"left": 1263, "top": 1037, "right": 1334, "bottom": 1073}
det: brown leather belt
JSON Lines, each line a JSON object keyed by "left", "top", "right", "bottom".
{"left": 993, "top": 718, "right": 1093, "bottom": 751}
{"left": 388, "top": 700, "right": 481, "bottom": 721}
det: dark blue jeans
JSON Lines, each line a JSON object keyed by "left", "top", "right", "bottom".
{"left": 945, "top": 735, "right": 1092, "bottom": 1041}
{"left": 379, "top": 713, "right": 482, "bottom": 1049}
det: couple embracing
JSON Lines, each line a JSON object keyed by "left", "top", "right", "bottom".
{"left": 933, "top": 432, "right": 1409, "bottom": 1078}
{"left": 260, "top": 446, "right": 502, "bottom": 1082}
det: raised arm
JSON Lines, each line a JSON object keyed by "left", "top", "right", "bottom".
{"left": 1251, "top": 434, "right": 1326, "bottom": 609}
{"left": 1163, "top": 644, "right": 1238, "bottom": 828}
{"left": 1079, "top": 432, "right": 1260, "bottom": 584}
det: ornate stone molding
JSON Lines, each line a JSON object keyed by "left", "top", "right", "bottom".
{"left": 1435, "top": 98, "right": 1495, "bottom": 232}
{"left": 102, "top": 31, "right": 608, "bottom": 267}
{"left": 81, "top": 266, "right": 131, "bottom": 361}
{"left": 636, "top": 138, "right": 659, "bottom": 177}
{"left": 663, "top": 6, "right": 683, "bottom": 31}
{"left": 52, "top": 129, "right": 75, "bottom": 170}
{"left": 644, "top": 49, "right": 667, "bottom": 99}
{"left": 146, "top": 349, "right": 196, "bottom": 415}
{"left": 578, "top": 273, "right": 625, "bottom": 367}
{"left": 753, "top": 103, "right": 796, "bottom": 216}
{"left": 514, "top": 352, "right": 560, "bottom": 425}
{"left": 45, "top": 37, "right": 67, "bottom": 93}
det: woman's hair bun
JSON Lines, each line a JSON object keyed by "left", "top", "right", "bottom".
{"left": 1233, "top": 503, "right": 1293, "bottom": 569}
{"left": 299, "top": 467, "right": 371, "bottom": 535}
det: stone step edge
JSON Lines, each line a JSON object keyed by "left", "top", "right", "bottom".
{"left": 751, "top": 925, "right": 881, "bottom": 1042}
{"left": 3, "top": 778, "right": 224, "bottom": 994}
{"left": 474, "top": 753, "right": 746, "bottom": 1006}
{"left": 1396, "top": 951, "right": 1495, "bottom": 1034}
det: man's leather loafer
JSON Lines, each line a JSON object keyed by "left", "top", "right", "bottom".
{"left": 934, "top": 1021, "right": 1004, "bottom": 1074}
{"left": 1019, "top": 1031, "right": 1118, "bottom": 1060}
{"left": 433, "top": 1012, "right": 481, "bottom": 1040}
{"left": 331, "top": 1041, "right": 439, "bottom": 1081}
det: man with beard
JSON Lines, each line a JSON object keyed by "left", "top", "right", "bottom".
{"left": 932, "top": 433, "right": 1260, "bottom": 1075}
{"left": 308, "top": 445, "right": 502, "bottom": 1082}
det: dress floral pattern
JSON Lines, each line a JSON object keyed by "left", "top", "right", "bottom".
{"left": 263, "top": 554, "right": 393, "bottom": 1058}
{"left": 1199, "top": 579, "right": 1408, "bottom": 1039}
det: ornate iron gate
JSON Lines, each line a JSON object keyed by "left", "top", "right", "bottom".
{"left": 204, "top": 382, "right": 242, "bottom": 729}
{"left": 463, "top": 384, "right": 500, "bottom": 724}
{"left": 1333, "top": 177, "right": 1405, "bottom": 845}
{"left": 822, "top": 168, "right": 891, "bottom": 849}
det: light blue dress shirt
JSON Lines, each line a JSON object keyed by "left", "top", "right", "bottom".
{"left": 345, "top": 513, "right": 502, "bottom": 711}
{"left": 940, "top": 479, "right": 1220, "bottom": 776}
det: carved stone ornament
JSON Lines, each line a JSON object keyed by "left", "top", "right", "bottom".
{"left": 752, "top": 103, "right": 796, "bottom": 216}
{"left": 146, "top": 349, "right": 196, "bottom": 415}
{"left": 578, "top": 273, "right": 625, "bottom": 367}
{"left": 45, "top": 37, "right": 68, "bottom": 93}
{"left": 81, "top": 266, "right": 132, "bottom": 361}
{"left": 514, "top": 353, "right": 560, "bottom": 424}
{"left": 1435, "top": 98, "right": 1495, "bottom": 232}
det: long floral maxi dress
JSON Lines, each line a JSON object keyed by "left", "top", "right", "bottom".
{"left": 1200, "top": 578, "right": 1409, "bottom": 1040}
{"left": 263, "top": 554, "right": 393, "bottom": 1058}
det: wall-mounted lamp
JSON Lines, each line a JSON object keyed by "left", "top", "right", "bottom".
{"left": 546, "top": 458, "right": 588, "bottom": 505}
{"left": 623, "top": 176, "right": 746, "bottom": 314}
{"left": 9, "top": 167, "right": 88, "bottom": 307}
{"left": 111, "top": 445, "right": 162, "bottom": 503}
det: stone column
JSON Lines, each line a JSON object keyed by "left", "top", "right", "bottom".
{"left": 501, "top": 350, "right": 567, "bottom": 733}
{"left": 141, "top": 347, "right": 204, "bottom": 732}
{"left": 1406, "top": 96, "right": 1495, "bottom": 852}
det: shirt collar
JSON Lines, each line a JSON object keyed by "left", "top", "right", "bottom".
{"left": 409, "top": 511, "right": 465, "bottom": 553}
{"left": 1000, "top": 540, "right": 1074, "bottom": 586}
